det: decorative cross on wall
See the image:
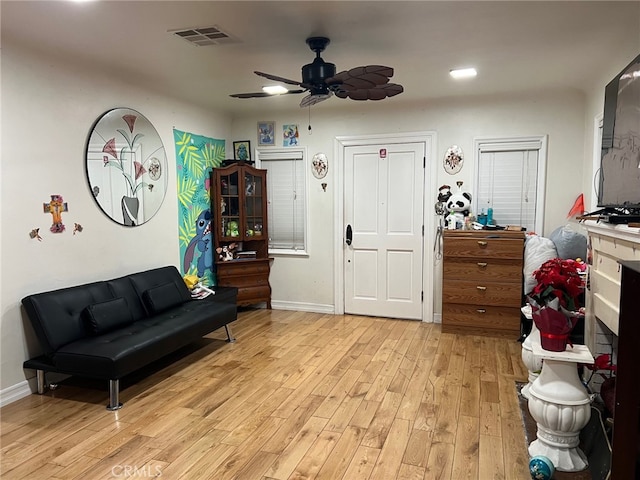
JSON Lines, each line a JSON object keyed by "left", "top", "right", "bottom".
{"left": 43, "top": 194, "right": 68, "bottom": 233}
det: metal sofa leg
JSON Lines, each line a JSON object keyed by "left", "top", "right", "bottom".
{"left": 36, "top": 370, "right": 46, "bottom": 394}
{"left": 35, "top": 370, "right": 58, "bottom": 394}
{"left": 107, "top": 379, "right": 123, "bottom": 411}
{"left": 225, "top": 324, "right": 236, "bottom": 343}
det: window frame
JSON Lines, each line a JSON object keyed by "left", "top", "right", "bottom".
{"left": 473, "top": 136, "right": 547, "bottom": 234}
{"left": 255, "top": 147, "right": 309, "bottom": 256}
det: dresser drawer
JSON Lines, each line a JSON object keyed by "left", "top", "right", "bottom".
{"left": 444, "top": 237, "right": 523, "bottom": 260}
{"left": 443, "top": 259, "right": 522, "bottom": 282}
{"left": 591, "top": 234, "right": 640, "bottom": 262}
{"left": 217, "top": 259, "right": 270, "bottom": 276}
{"left": 237, "top": 285, "right": 272, "bottom": 305}
{"left": 443, "top": 279, "right": 522, "bottom": 307}
{"left": 218, "top": 274, "right": 269, "bottom": 288}
{"left": 442, "top": 303, "right": 520, "bottom": 334}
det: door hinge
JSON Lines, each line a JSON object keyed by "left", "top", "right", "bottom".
{"left": 422, "top": 225, "right": 424, "bottom": 236}
{"left": 423, "top": 156, "right": 426, "bottom": 168}
{"left": 421, "top": 291, "right": 424, "bottom": 302}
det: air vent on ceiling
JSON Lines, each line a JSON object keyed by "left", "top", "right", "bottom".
{"left": 169, "top": 25, "right": 238, "bottom": 46}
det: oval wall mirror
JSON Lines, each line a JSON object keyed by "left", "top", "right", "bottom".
{"left": 85, "top": 108, "right": 168, "bottom": 226}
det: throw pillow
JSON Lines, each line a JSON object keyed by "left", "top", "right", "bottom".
{"left": 83, "top": 297, "right": 134, "bottom": 335}
{"left": 142, "top": 282, "right": 185, "bottom": 315}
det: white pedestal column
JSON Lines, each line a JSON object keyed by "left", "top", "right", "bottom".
{"left": 528, "top": 343, "right": 594, "bottom": 472}
{"left": 520, "top": 305, "right": 542, "bottom": 399}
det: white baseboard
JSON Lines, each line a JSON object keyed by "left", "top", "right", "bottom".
{"left": 433, "top": 313, "right": 442, "bottom": 324}
{"left": 271, "top": 300, "right": 335, "bottom": 314}
{"left": 0, "top": 380, "right": 32, "bottom": 407}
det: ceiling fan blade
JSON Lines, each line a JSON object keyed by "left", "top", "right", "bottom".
{"left": 381, "top": 83, "right": 403, "bottom": 97}
{"left": 327, "top": 65, "right": 394, "bottom": 89}
{"left": 334, "top": 83, "right": 404, "bottom": 101}
{"left": 230, "top": 89, "right": 306, "bottom": 99}
{"left": 230, "top": 92, "right": 272, "bottom": 98}
{"left": 254, "top": 71, "right": 302, "bottom": 87}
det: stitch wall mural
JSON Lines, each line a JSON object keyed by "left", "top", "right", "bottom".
{"left": 173, "top": 129, "right": 225, "bottom": 286}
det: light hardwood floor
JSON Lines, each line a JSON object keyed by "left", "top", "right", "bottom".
{"left": 1, "top": 309, "right": 531, "bottom": 479}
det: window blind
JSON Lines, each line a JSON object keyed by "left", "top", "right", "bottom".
{"left": 477, "top": 150, "right": 539, "bottom": 232}
{"left": 258, "top": 151, "right": 306, "bottom": 251}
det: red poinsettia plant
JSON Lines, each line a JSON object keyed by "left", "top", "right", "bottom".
{"left": 583, "top": 353, "right": 617, "bottom": 416}
{"left": 529, "top": 258, "right": 586, "bottom": 312}
{"left": 584, "top": 353, "right": 617, "bottom": 382}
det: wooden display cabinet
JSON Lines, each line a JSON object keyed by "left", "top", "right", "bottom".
{"left": 211, "top": 162, "right": 272, "bottom": 308}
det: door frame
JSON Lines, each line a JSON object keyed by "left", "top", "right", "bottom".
{"left": 333, "top": 131, "right": 438, "bottom": 322}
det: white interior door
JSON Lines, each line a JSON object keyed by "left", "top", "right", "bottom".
{"left": 344, "top": 143, "right": 425, "bottom": 319}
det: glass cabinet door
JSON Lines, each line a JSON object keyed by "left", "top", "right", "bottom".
{"left": 212, "top": 163, "right": 268, "bottom": 260}
{"left": 218, "top": 170, "right": 240, "bottom": 239}
{"left": 243, "top": 171, "right": 264, "bottom": 239}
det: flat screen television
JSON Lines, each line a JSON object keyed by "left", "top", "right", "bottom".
{"left": 597, "top": 53, "right": 640, "bottom": 216}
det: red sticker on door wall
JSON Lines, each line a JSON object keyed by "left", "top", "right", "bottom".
{"left": 379, "top": 148, "right": 387, "bottom": 158}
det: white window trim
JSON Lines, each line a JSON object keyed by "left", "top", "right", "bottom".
{"left": 472, "top": 135, "right": 548, "bottom": 235}
{"left": 255, "top": 146, "right": 309, "bottom": 256}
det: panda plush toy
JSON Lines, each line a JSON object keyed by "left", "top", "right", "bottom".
{"left": 445, "top": 184, "right": 472, "bottom": 229}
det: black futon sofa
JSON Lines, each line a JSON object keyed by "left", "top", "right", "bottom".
{"left": 21, "top": 265, "right": 237, "bottom": 410}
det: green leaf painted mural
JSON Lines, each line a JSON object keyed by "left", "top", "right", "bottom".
{"left": 174, "top": 129, "right": 224, "bottom": 286}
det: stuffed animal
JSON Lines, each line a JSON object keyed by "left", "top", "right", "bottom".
{"left": 216, "top": 242, "right": 238, "bottom": 261}
{"left": 225, "top": 220, "right": 239, "bottom": 237}
{"left": 445, "top": 182, "right": 472, "bottom": 229}
{"left": 435, "top": 184, "right": 452, "bottom": 216}
{"left": 446, "top": 186, "right": 472, "bottom": 217}
{"left": 437, "top": 184, "right": 452, "bottom": 203}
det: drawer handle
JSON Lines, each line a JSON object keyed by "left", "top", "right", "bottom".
{"left": 476, "top": 286, "right": 487, "bottom": 291}
{"left": 477, "top": 262, "right": 488, "bottom": 268}
{"left": 477, "top": 241, "right": 488, "bottom": 247}
{"left": 476, "top": 309, "right": 486, "bottom": 314}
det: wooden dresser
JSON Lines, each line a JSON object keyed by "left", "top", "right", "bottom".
{"left": 216, "top": 258, "right": 272, "bottom": 309}
{"left": 442, "top": 230, "right": 525, "bottom": 338}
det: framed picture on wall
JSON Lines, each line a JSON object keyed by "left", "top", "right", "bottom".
{"left": 233, "top": 140, "right": 251, "bottom": 161}
{"left": 257, "top": 121, "right": 275, "bottom": 146}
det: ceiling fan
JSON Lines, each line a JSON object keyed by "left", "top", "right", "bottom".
{"left": 230, "top": 37, "right": 404, "bottom": 108}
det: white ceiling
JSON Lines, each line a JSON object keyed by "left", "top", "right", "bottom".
{"left": 3, "top": 1, "right": 639, "bottom": 116}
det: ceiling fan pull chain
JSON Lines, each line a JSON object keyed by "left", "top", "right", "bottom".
{"left": 308, "top": 106, "right": 312, "bottom": 135}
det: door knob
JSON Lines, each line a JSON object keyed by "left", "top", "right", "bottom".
{"left": 346, "top": 224, "right": 353, "bottom": 246}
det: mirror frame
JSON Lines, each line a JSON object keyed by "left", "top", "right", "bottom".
{"left": 85, "top": 108, "right": 168, "bottom": 226}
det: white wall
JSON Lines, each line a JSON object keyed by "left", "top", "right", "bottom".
{"left": 231, "top": 89, "right": 587, "bottom": 314}
{"left": 0, "top": 41, "right": 231, "bottom": 394}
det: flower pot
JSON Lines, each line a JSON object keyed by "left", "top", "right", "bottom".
{"left": 534, "top": 304, "right": 579, "bottom": 352}
{"left": 539, "top": 331, "right": 570, "bottom": 352}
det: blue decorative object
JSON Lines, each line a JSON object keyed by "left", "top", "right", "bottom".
{"left": 529, "top": 455, "right": 554, "bottom": 480}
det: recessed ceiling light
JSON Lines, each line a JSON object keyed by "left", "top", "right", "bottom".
{"left": 450, "top": 68, "right": 477, "bottom": 79}
{"left": 262, "top": 85, "right": 289, "bottom": 95}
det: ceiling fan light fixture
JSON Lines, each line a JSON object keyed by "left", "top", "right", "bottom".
{"left": 450, "top": 67, "right": 477, "bottom": 79}
{"left": 262, "top": 85, "right": 289, "bottom": 95}
{"left": 231, "top": 37, "right": 404, "bottom": 106}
